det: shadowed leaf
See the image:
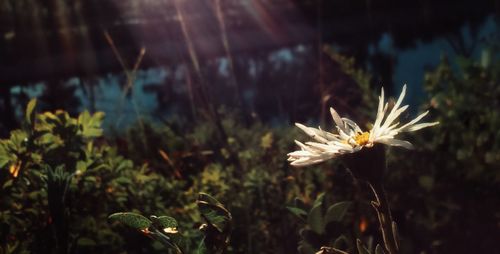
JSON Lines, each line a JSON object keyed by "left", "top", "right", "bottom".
{"left": 324, "top": 201, "right": 351, "bottom": 225}
{"left": 356, "top": 239, "right": 371, "bottom": 254}
{"left": 287, "top": 206, "right": 308, "bottom": 220}
{"left": 375, "top": 244, "right": 385, "bottom": 254}
{"left": 197, "top": 193, "right": 231, "bottom": 233}
{"left": 307, "top": 203, "right": 324, "bottom": 234}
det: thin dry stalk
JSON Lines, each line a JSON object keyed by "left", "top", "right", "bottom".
{"left": 213, "top": 0, "right": 242, "bottom": 106}
{"left": 104, "top": 31, "right": 147, "bottom": 141}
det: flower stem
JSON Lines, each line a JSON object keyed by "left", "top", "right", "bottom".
{"left": 368, "top": 182, "right": 399, "bottom": 254}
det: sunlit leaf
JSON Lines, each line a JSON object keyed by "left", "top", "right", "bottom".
{"left": 26, "top": 98, "right": 37, "bottom": 125}
{"left": 108, "top": 212, "right": 152, "bottom": 230}
{"left": 150, "top": 215, "right": 178, "bottom": 234}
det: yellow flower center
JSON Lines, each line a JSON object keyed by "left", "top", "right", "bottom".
{"left": 354, "top": 132, "right": 370, "bottom": 146}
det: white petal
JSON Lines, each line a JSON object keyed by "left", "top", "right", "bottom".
{"left": 376, "top": 138, "right": 414, "bottom": 149}
{"left": 287, "top": 150, "right": 314, "bottom": 157}
{"left": 330, "top": 108, "right": 346, "bottom": 132}
{"left": 405, "top": 121, "right": 439, "bottom": 132}
{"left": 372, "top": 88, "right": 386, "bottom": 133}
{"left": 295, "top": 123, "right": 329, "bottom": 143}
{"left": 381, "top": 105, "right": 409, "bottom": 131}
{"left": 342, "top": 118, "right": 363, "bottom": 133}
{"left": 294, "top": 140, "right": 315, "bottom": 152}
{"left": 319, "top": 126, "right": 341, "bottom": 140}
{"left": 304, "top": 141, "right": 336, "bottom": 152}
{"left": 395, "top": 111, "right": 435, "bottom": 133}
{"left": 394, "top": 85, "right": 407, "bottom": 112}
{"left": 379, "top": 85, "right": 407, "bottom": 131}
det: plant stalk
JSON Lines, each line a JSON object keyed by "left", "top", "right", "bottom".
{"left": 368, "top": 181, "right": 399, "bottom": 254}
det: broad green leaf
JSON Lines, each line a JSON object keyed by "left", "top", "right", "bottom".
{"left": 307, "top": 203, "right": 324, "bottom": 234}
{"left": 108, "top": 212, "right": 152, "bottom": 230}
{"left": 324, "top": 201, "right": 351, "bottom": 224}
{"left": 150, "top": 215, "right": 178, "bottom": 234}
{"left": 78, "top": 111, "right": 105, "bottom": 138}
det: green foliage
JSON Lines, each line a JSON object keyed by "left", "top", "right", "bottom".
{"left": 109, "top": 193, "right": 232, "bottom": 254}
{"left": 424, "top": 55, "right": 500, "bottom": 179}
{"left": 384, "top": 52, "right": 500, "bottom": 253}
{"left": 287, "top": 193, "right": 353, "bottom": 254}
{"left": 109, "top": 212, "right": 152, "bottom": 230}
{"left": 0, "top": 100, "right": 183, "bottom": 253}
{"left": 2, "top": 49, "right": 499, "bottom": 254}
{"left": 120, "top": 109, "right": 330, "bottom": 253}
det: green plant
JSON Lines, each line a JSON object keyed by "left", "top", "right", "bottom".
{"left": 109, "top": 192, "right": 232, "bottom": 254}
{"left": 0, "top": 99, "right": 184, "bottom": 253}
{"left": 287, "top": 193, "right": 352, "bottom": 254}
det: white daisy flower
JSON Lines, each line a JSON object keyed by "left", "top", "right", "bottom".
{"left": 288, "top": 85, "right": 439, "bottom": 167}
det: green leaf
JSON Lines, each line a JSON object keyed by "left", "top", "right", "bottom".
{"left": 0, "top": 156, "right": 9, "bottom": 168}
{"left": 198, "top": 192, "right": 223, "bottom": 206}
{"left": 307, "top": 203, "right": 324, "bottom": 234}
{"left": 26, "top": 98, "right": 37, "bottom": 125}
{"left": 324, "top": 201, "right": 351, "bottom": 225}
{"left": 297, "top": 240, "right": 316, "bottom": 254}
{"left": 78, "top": 111, "right": 104, "bottom": 138}
{"left": 313, "top": 193, "right": 325, "bottom": 207}
{"left": 2, "top": 179, "right": 13, "bottom": 189}
{"left": 286, "top": 206, "right": 307, "bottom": 220}
{"left": 108, "top": 212, "right": 152, "bottom": 230}
{"left": 356, "top": 239, "right": 371, "bottom": 254}
{"left": 76, "top": 161, "right": 87, "bottom": 174}
{"left": 150, "top": 215, "right": 178, "bottom": 234}
{"left": 333, "top": 235, "right": 349, "bottom": 249}
{"left": 294, "top": 197, "right": 308, "bottom": 211}
{"left": 197, "top": 193, "right": 231, "bottom": 233}
{"left": 77, "top": 237, "right": 96, "bottom": 246}
{"left": 196, "top": 239, "right": 209, "bottom": 254}
{"left": 260, "top": 132, "right": 273, "bottom": 149}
